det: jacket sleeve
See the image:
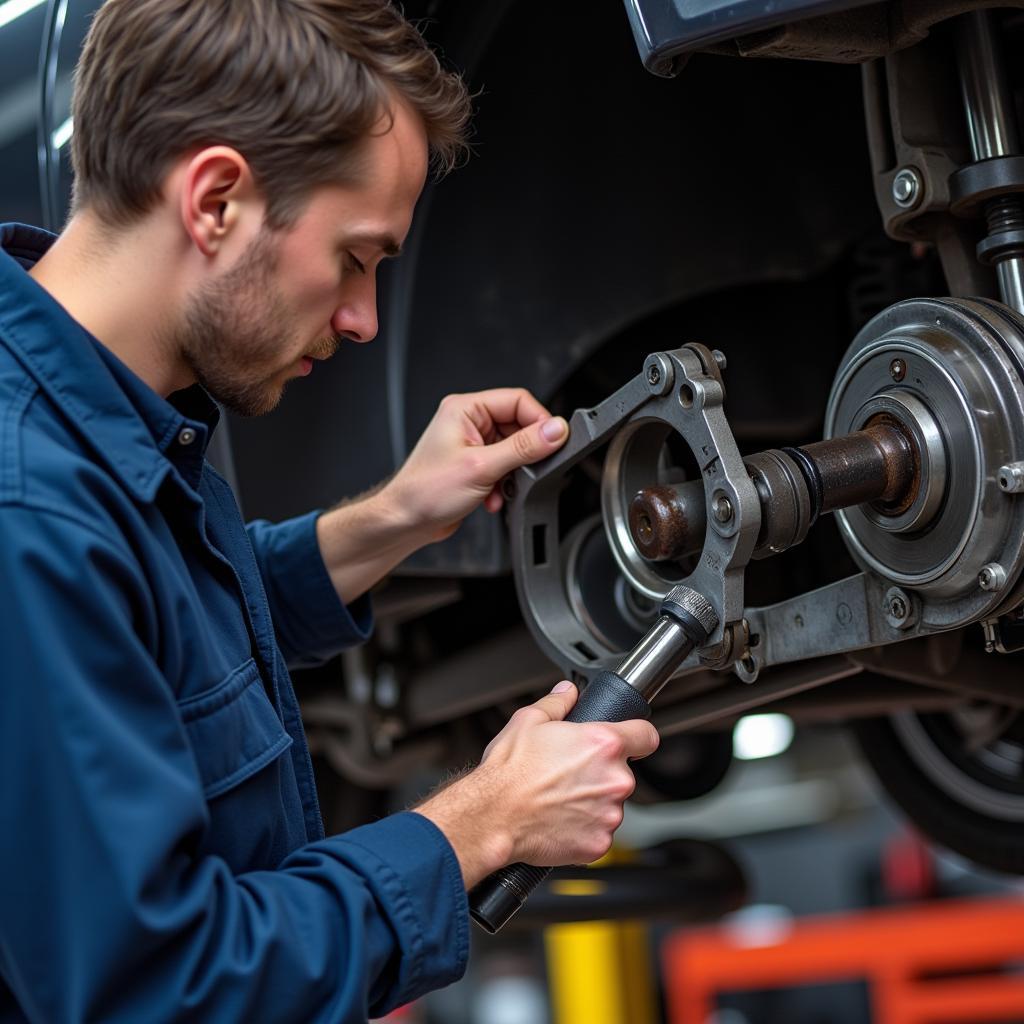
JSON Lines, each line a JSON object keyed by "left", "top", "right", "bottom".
{"left": 245, "top": 510, "right": 373, "bottom": 668}
{"left": 0, "top": 505, "right": 468, "bottom": 1024}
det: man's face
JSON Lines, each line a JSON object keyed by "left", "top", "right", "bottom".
{"left": 177, "top": 99, "right": 428, "bottom": 416}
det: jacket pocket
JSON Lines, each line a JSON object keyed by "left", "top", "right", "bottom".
{"left": 177, "top": 658, "right": 293, "bottom": 800}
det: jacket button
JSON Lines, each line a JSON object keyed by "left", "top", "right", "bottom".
{"left": 178, "top": 427, "right": 197, "bottom": 446}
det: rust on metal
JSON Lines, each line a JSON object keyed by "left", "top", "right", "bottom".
{"left": 628, "top": 483, "right": 704, "bottom": 562}
{"left": 801, "top": 420, "right": 917, "bottom": 516}
{"left": 863, "top": 413, "right": 921, "bottom": 516}
{"left": 625, "top": 421, "right": 919, "bottom": 568}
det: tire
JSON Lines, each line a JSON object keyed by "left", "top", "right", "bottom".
{"left": 853, "top": 710, "right": 1024, "bottom": 875}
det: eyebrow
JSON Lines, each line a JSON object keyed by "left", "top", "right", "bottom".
{"left": 344, "top": 231, "right": 403, "bottom": 257}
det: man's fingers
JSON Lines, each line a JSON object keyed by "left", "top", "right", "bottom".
{"left": 522, "top": 680, "right": 578, "bottom": 723}
{"left": 458, "top": 388, "right": 553, "bottom": 434}
{"left": 479, "top": 416, "right": 569, "bottom": 479}
{"left": 483, "top": 485, "right": 504, "bottom": 513}
{"left": 611, "top": 719, "right": 661, "bottom": 760}
{"left": 517, "top": 688, "right": 657, "bottom": 758}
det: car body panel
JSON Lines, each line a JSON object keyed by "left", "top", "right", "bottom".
{"left": 624, "top": 0, "right": 880, "bottom": 74}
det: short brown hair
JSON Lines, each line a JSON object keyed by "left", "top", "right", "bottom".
{"left": 71, "top": 0, "right": 471, "bottom": 227}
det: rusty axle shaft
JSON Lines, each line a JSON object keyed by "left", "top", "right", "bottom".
{"left": 800, "top": 419, "right": 916, "bottom": 515}
{"left": 628, "top": 421, "right": 919, "bottom": 564}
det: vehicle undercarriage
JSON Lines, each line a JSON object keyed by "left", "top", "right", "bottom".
{"left": 240, "top": 0, "right": 1024, "bottom": 874}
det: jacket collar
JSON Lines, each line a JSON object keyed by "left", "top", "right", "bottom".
{"left": 0, "top": 222, "right": 217, "bottom": 499}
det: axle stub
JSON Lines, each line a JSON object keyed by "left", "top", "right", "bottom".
{"left": 628, "top": 419, "right": 922, "bottom": 563}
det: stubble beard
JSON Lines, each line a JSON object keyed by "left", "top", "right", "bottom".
{"left": 176, "top": 230, "right": 338, "bottom": 417}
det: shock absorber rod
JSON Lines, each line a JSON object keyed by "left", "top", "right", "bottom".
{"left": 957, "top": 10, "right": 1024, "bottom": 314}
{"left": 468, "top": 585, "right": 718, "bottom": 934}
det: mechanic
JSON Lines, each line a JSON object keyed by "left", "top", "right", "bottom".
{"left": 0, "top": 1, "right": 659, "bottom": 1021}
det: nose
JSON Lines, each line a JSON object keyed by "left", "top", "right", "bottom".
{"left": 331, "top": 294, "right": 378, "bottom": 344}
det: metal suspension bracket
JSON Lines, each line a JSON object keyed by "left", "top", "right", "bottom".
{"left": 862, "top": 8, "right": 1024, "bottom": 309}
{"left": 509, "top": 297, "right": 1024, "bottom": 691}
{"left": 507, "top": 344, "right": 760, "bottom": 679}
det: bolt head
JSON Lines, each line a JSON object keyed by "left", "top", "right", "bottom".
{"left": 883, "top": 586, "right": 916, "bottom": 629}
{"left": 978, "top": 563, "right": 1006, "bottom": 592}
{"left": 889, "top": 358, "right": 907, "bottom": 382}
{"left": 892, "top": 167, "right": 923, "bottom": 209}
{"left": 712, "top": 494, "right": 733, "bottom": 523}
{"left": 998, "top": 462, "right": 1024, "bottom": 492}
{"left": 644, "top": 356, "right": 673, "bottom": 395}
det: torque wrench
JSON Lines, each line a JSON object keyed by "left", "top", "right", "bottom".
{"left": 468, "top": 584, "right": 718, "bottom": 933}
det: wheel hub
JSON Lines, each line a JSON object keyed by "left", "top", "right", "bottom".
{"left": 826, "top": 298, "right": 1024, "bottom": 626}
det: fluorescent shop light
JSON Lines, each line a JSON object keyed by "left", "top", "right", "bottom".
{"left": 51, "top": 115, "right": 72, "bottom": 149}
{"left": 0, "top": 0, "right": 46, "bottom": 31}
{"left": 733, "top": 713, "right": 795, "bottom": 761}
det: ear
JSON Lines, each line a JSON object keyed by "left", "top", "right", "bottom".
{"left": 178, "top": 146, "right": 264, "bottom": 257}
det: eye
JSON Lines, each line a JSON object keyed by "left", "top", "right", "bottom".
{"left": 345, "top": 252, "right": 367, "bottom": 275}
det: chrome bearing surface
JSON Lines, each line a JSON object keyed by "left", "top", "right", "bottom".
{"left": 825, "top": 298, "right": 1024, "bottom": 627}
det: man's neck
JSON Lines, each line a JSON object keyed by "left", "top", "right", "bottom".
{"left": 28, "top": 212, "right": 194, "bottom": 397}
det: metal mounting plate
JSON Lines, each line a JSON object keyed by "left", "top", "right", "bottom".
{"left": 507, "top": 346, "right": 759, "bottom": 679}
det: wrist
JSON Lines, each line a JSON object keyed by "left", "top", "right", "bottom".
{"left": 370, "top": 479, "right": 421, "bottom": 540}
{"left": 416, "top": 769, "right": 515, "bottom": 888}
{"left": 377, "top": 475, "right": 455, "bottom": 547}
{"left": 318, "top": 484, "right": 415, "bottom": 560}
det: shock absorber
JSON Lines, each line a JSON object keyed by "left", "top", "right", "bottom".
{"left": 956, "top": 10, "right": 1024, "bottom": 314}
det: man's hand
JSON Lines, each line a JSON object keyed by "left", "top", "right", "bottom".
{"left": 316, "top": 388, "right": 569, "bottom": 604}
{"left": 416, "top": 682, "right": 660, "bottom": 890}
{"left": 383, "top": 388, "right": 569, "bottom": 544}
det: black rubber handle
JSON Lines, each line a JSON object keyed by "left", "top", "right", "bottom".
{"left": 468, "top": 670, "right": 654, "bottom": 934}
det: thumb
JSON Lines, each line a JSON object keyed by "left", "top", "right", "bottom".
{"left": 527, "top": 679, "right": 578, "bottom": 723}
{"left": 483, "top": 416, "right": 569, "bottom": 479}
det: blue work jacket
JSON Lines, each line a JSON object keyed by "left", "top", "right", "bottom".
{"left": 0, "top": 224, "right": 468, "bottom": 1023}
